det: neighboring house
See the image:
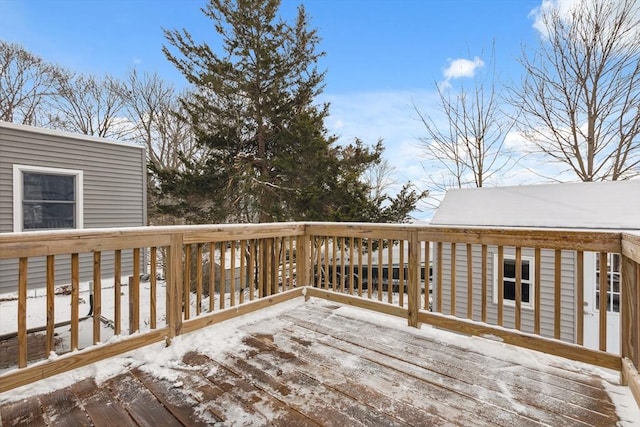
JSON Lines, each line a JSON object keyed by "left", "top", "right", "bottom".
{"left": 429, "top": 181, "right": 640, "bottom": 354}
{"left": 0, "top": 121, "right": 147, "bottom": 294}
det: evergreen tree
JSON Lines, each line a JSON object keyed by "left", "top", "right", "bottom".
{"left": 159, "top": 0, "right": 425, "bottom": 223}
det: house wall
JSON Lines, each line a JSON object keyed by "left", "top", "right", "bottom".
{"left": 432, "top": 243, "right": 576, "bottom": 344}
{"left": 0, "top": 122, "right": 147, "bottom": 294}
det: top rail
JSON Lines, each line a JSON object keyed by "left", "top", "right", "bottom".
{"left": 0, "top": 223, "right": 307, "bottom": 259}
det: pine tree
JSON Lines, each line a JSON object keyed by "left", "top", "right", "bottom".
{"left": 159, "top": 0, "right": 425, "bottom": 224}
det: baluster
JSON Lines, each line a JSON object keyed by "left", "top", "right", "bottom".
{"left": 114, "top": 250, "right": 122, "bottom": 335}
{"left": 18, "top": 257, "right": 28, "bottom": 368}
{"left": 481, "top": 245, "right": 487, "bottom": 322}
{"left": 46, "top": 255, "right": 55, "bottom": 354}
{"left": 424, "top": 241, "right": 431, "bottom": 311}
{"left": 534, "top": 248, "right": 541, "bottom": 335}
{"left": 451, "top": 242, "right": 456, "bottom": 316}
{"left": 150, "top": 247, "right": 157, "bottom": 329}
{"left": 497, "top": 246, "right": 504, "bottom": 327}
{"left": 196, "top": 243, "right": 203, "bottom": 315}
{"left": 230, "top": 240, "right": 236, "bottom": 306}
{"left": 555, "top": 250, "right": 562, "bottom": 340}
{"left": 467, "top": 244, "right": 473, "bottom": 320}
{"left": 71, "top": 253, "right": 79, "bottom": 350}
{"left": 93, "top": 251, "right": 101, "bottom": 344}
{"left": 515, "top": 247, "right": 522, "bottom": 331}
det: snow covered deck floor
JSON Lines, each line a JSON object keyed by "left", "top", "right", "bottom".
{"left": 1, "top": 298, "right": 635, "bottom": 426}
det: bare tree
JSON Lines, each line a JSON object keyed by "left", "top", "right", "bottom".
{"left": 118, "top": 69, "right": 208, "bottom": 225}
{"left": 48, "top": 73, "right": 128, "bottom": 139}
{"left": 120, "top": 69, "right": 199, "bottom": 171}
{"left": 416, "top": 52, "right": 512, "bottom": 192}
{"left": 0, "top": 41, "right": 63, "bottom": 125}
{"left": 364, "top": 157, "right": 397, "bottom": 201}
{"left": 511, "top": 0, "right": 640, "bottom": 181}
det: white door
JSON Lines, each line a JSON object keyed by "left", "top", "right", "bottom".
{"left": 583, "top": 253, "right": 620, "bottom": 354}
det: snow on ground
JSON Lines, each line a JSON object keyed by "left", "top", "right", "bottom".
{"left": 1, "top": 289, "right": 638, "bottom": 424}
{"left": 330, "top": 304, "right": 639, "bottom": 426}
{"left": 0, "top": 281, "right": 413, "bottom": 338}
{"left": 0, "top": 277, "right": 167, "bottom": 336}
{"left": 0, "top": 297, "right": 306, "bottom": 404}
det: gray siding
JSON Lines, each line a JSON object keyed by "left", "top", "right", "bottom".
{"left": 0, "top": 122, "right": 146, "bottom": 293}
{"left": 433, "top": 243, "right": 577, "bottom": 344}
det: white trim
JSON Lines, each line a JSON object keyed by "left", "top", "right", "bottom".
{"left": 492, "top": 253, "right": 535, "bottom": 310}
{"left": 13, "top": 164, "right": 84, "bottom": 232}
{"left": 583, "top": 251, "right": 621, "bottom": 354}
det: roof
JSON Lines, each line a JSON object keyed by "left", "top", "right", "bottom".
{"left": 0, "top": 120, "right": 144, "bottom": 150}
{"left": 430, "top": 181, "right": 640, "bottom": 230}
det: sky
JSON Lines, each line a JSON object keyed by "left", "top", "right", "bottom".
{"left": 0, "top": 0, "right": 562, "bottom": 218}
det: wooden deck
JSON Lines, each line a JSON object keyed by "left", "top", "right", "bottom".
{"left": 0, "top": 299, "right": 631, "bottom": 426}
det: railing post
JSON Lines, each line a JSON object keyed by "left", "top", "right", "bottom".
{"left": 620, "top": 232, "right": 640, "bottom": 407}
{"left": 166, "top": 233, "right": 184, "bottom": 344}
{"left": 298, "top": 230, "right": 310, "bottom": 289}
{"left": 408, "top": 230, "right": 420, "bottom": 328}
{"left": 621, "top": 253, "right": 639, "bottom": 369}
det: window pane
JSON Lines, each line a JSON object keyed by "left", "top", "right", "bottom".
{"left": 503, "top": 280, "right": 515, "bottom": 301}
{"left": 24, "top": 173, "right": 75, "bottom": 201}
{"left": 612, "top": 274, "right": 620, "bottom": 293}
{"left": 522, "top": 283, "right": 531, "bottom": 303}
{"left": 611, "top": 254, "right": 620, "bottom": 273}
{"left": 504, "top": 259, "right": 516, "bottom": 278}
{"left": 521, "top": 261, "right": 530, "bottom": 280}
{"left": 23, "top": 202, "right": 75, "bottom": 229}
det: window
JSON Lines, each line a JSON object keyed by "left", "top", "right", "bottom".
{"left": 13, "top": 165, "right": 83, "bottom": 232}
{"left": 493, "top": 254, "right": 535, "bottom": 309}
{"left": 595, "top": 253, "right": 620, "bottom": 313}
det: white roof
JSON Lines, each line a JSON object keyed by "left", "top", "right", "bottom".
{"left": 430, "top": 181, "right": 640, "bottom": 230}
{"left": 0, "top": 120, "right": 143, "bottom": 150}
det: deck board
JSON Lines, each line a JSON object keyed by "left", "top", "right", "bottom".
{"left": 39, "top": 388, "right": 91, "bottom": 426}
{"left": 0, "top": 395, "right": 46, "bottom": 426}
{"left": 0, "top": 298, "right": 629, "bottom": 426}
{"left": 103, "top": 372, "right": 183, "bottom": 427}
{"left": 282, "top": 305, "right": 619, "bottom": 424}
{"left": 70, "top": 378, "right": 137, "bottom": 426}
{"left": 131, "top": 368, "right": 219, "bottom": 426}
{"left": 183, "top": 351, "right": 320, "bottom": 426}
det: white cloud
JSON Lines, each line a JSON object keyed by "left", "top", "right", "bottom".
{"left": 530, "top": 0, "right": 640, "bottom": 43}
{"left": 438, "top": 56, "right": 485, "bottom": 91}
{"left": 503, "top": 129, "right": 532, "bottom": 152}
{"left": 443, "top": 56, "right": 485, "bottom": 80}
{"left": 529, "top": 0, "right": 578, "bottom": 36}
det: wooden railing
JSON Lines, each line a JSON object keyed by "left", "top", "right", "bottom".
{"left": 1, "top": 223, "right": 639, "bottom": 404}
{"left": 0, "top": 224, "right": 308, "bottom": 392}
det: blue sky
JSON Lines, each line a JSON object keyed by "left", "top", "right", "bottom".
{"left": 0, "top": 0, "right": 551, "bottom": 217}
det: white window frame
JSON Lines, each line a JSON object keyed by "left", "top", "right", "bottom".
{"left": 493, "top": 254, "right": 535, "bottom": 310}
{"left": 13, "top": 164, "right": 84, "bottom": 232}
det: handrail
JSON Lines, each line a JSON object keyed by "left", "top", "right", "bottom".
{"left": 0, "top": 222, "right": 638, "bottom": 405}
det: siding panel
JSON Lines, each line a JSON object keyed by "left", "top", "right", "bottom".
{"left": 433, "top": 243, "right": 576, "bottom": 344}
{"left": 0, "top": 122, "right": 146, "bottom": 293}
